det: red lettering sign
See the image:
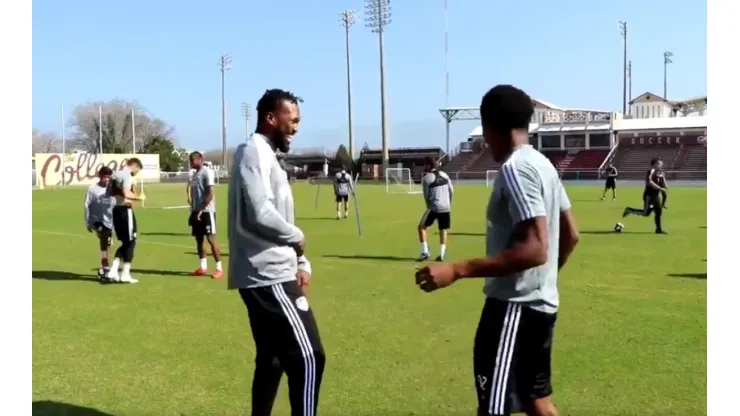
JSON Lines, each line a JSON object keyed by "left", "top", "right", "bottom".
{"left": 39, "top": 153, "right": 129, "bottom": 188}
{"left": 618, "top": 134, "right": 706, "bottom": 146}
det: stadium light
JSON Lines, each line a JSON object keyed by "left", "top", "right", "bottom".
{"left": 664, "top": 51, "right": 674, "bottom": 99}
{"left": 627, "top": 60, "right": 633, "bottom": 111}
{"left": 219, "top": 53, "right": 232, "bottom": 170}
{"left": 339, "top": 9, "right": 357, "bottom": 160}
{"left": 241, "top": 102, "right": 252, "bottom": 141}
{"left": 619, "top": 21, "right": 628, "bottom": 115}
{"left": 365, "top": 0, "right": 391, "bottom": 174}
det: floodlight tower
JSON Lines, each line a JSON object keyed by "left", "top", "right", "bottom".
{"left": 664, "top": 51, "right": 674, "bottom": 99}
{"left": 219, "top": 53, "right": 232, "bottom": 170}
{"left": 339, "top": 9, "right": 357, "bottom": 159}
{"left": 241, "top": 102, "right": 251, "bottom": 141}
{"left": 365, "top": 0, "right": 391, "bottom": 173}
{"left": 619, "top": 21, "right": 628, "bottom": 114}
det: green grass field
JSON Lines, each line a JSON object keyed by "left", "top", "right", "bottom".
{"left": 32, "top": 182, "right": 707, "bottom": 416}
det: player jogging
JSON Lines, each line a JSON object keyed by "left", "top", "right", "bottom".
{"left": 600, "top": 163, "right": 618, "bottom": 201}
{"left": 657, "top": 167, "right": 668, "bottom": 209}
{"left": 415, "top": 85, "right": 580, "bottom": 416}
{"left": 228, "top": 89, "right": 325, "bottom": 416}
{"left": 105, "top": 158, "right": 145, "bottom": 283}
{"left": 334, "top": 167, "right": 353, "bottom": 219}
{"left": 417, "top": 157, "right": 454, "bottom": 261}
{"left": 188, "top": 151, "right": 224, "bottom": 278}
{"left": 621, "top": 158, "right": 667, "bottom": 234}
{"left": 84, "top": 166, "right": 115, "bottom": 274}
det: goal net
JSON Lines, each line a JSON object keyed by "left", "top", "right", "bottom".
{"left": 485, "top": 170, "right": 498, "bottom": 188}
{"left": 135, "top": 171, "right": 222, "bottom": 210}
{"left": 385, "top": 168, "right": 422, "bottom": 194}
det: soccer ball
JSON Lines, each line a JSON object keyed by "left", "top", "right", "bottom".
{"left": 98, "top": 267, "right": 110, "bottom": 280}
{"left": 614, "top": 222, "right": 624, "bottom": 233}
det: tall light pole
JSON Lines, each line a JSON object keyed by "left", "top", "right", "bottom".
{"left": 663, "top": 51, "right": 673, "bottom": 99}
{"left": 627, "top": 60, "right": 632, "bottom": 114}
{"left": 365, "top": 0, "right": 391, "bottom": 174}
{"left": 219, "top": 53, "right": 232, "bottom": 170}
{"left": 619, "top": 21, "right": 628, "bottom": 115}
{"left": 241, "top": 102, "right": 252, "bottom": 141}
{"left": 339, "top": 9, "right": 357, "bottom": 160}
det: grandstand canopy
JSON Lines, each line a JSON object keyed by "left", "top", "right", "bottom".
{"left": 614, "top": 116, "right": 707, "bottom": 132}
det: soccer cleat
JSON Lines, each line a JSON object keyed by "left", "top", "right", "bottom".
{"left": 622, "top": 208, "right": 631, "bottom": 218}
{"left": 189, "top": 268, "right": 209, "bottom": 276}
{"left": 416, "top": 253, "right": 431, "bottom": 262}
{"left": 212, "top": 270, "right": 224, "bottom": 279}
{"left": 119, "top": 275, "right": 139, "bottom": 284}
{"left": 600, "top": 196, "right": 605, "bottom": 201}
{"left": 656, "top": 230, "right": 668, "bottom": 235}
{"left": 435, "top": 255, "right": 443, "bottom": 262}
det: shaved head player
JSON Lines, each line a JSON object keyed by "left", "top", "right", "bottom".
{"left": 228, "top": 89, "right": 325, "bottom": 416}
{"left": 188, "top": 151, "right": 223, "bottom": 279}
{"left": 415, "top": 85, "right": 580, "bottom": 416}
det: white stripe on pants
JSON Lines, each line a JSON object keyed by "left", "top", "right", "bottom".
{"left": 208, "top": 211, "right": 216, "bottom": 234}
{"left": 272, "top": 284, "right": 316, "bottom": 416}
{"left": 489, "top": 303, "right": 522, "bottom": 415}
{"left": 126, "top": 208, "right": 134, "bottom": 240}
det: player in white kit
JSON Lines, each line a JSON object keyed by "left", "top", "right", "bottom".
{"left": 84, "top": 166, "right": 115, "bottom": 274}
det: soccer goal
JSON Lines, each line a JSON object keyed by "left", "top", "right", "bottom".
{"left": 485, "top": 170, "right": 499, "bottom": 188}
{"left": 135, "top": 172, "right": 192, "bottom": 210}
{"left": 385, "top": 168, "right": 422, "bottom": 194}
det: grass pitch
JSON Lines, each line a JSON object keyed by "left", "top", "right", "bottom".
{"left": 32, "top": 182, "right": 707, "bottom": 416}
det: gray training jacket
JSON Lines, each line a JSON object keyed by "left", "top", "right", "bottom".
{"left": 227, "top": 133, "right": 312, "bottom": 290}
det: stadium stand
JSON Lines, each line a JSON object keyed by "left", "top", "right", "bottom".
{"left": 360, "top": 146, "right": 444, "bottom": 180}
{"left": 567, "top": 149, "right": 610, "bottom": 169}
{"left": 679, "top": 145, "right": 708, "bottom": 179}
{"left": 610, "top": 145, "right": 682, "bottom": 178}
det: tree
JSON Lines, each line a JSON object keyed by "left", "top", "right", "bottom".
{"left": 142, "top": 135, "right": 182, "bottom": 172}
{"left": 32, "top": 129, "right": 63, "bottom": 154}
{"left": 70, "top": 99, "right": 176, "bottom": 153}
{"left": 334, "top": 144, "right": 352, "bottom": 169}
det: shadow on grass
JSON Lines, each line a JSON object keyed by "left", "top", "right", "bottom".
{"left": 140, "top": 232, "right": 189, "bottom": 237}
{"left": 131, "top": 268, "right": 190, "bottom": 277}
{"left": 668, "top": 273, "right": 707, "bottom": 279}
{"left": 445, "top": 232, "right": 485, "bottom": 237}
{"left": 297, "top": 217, "right": 341, "bottom": 221}
{"left": 580, "top": 230, "right": 655, "bottom": 235}
{"left": 323, "top": 254, "right": 416, "bottom": 262}
{"left": 184, "top": 252, "right": 229, "bottom": 257}
{"left": 699, "top": 226, "right": 706, "bottom": 229}
{"left": 32, "top": 401, "right": 114, "bottom": 415}
{"left": 32, "top": 270, "right": 98, "bottom": 282}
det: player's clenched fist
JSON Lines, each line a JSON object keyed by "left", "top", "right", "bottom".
{"left": 297, "top": 270, "right": 311, "bottom": 293}
{"left": 415, "top": 262, "right": 459, "bottom": 292}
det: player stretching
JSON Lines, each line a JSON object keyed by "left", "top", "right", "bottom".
{"left": 417, "top": 157, "right": 454, "bottom": 262}
{"left": 105, "top": 158, "right": 145, "bottom": 283}
{"left": 229, "top": 89, "right": 325, "bottom": 416}
{"left": 188, "top": 151, "right": 224, "bottom": 279}
{"left": 600, "top": 163, "right": 618, "bottom": 200}
{"left": 415, "top": 85, "right": 579, "bottom": 416}
{"left": 85, "top": 166, "right": 115, "bottom": 274}
{"left": 622, "top": 158, "right": 667, "bottom": 234}
{"left": 334, "top": 167, "right": 353, "bottom": 219}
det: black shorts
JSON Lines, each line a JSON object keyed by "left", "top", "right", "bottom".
{"left": 189, "top": 211, "right": 216, "bottom": 236}
{"left": 419, "top": 210, "right": 451, "bottom": 231}
{"left": 605, "top": 177, "right": 616, "bottom": 189}
{"left": 474, "top": 298, "right": 557, "bottom": 416}
{"left": 112, "top": 205, "right": 138, "bottom": 242}
{"left": 642, "top": 192, "right": 662, "bottom": 215}
{"left": 92, "top": 221, "right": 112, "bottom": 246}
{"left": 335, "top": 194, "right": 349, "bottom": 203}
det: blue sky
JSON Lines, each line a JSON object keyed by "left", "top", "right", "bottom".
{"left": 32, "top": 0, "right": 706, "bottom": 153}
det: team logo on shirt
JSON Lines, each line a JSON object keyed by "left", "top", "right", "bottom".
{"left": 295, "top": 296, "right": 309, "bottom": 312}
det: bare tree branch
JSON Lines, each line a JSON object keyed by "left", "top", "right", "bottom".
{"left": 32, "top": 129, "right": 63, "bottom": 153}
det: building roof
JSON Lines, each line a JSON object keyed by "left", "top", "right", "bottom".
{"left": 613, "top": 116, "right": 707, "bottom": 131}
{"left": 468, "top": 123, "right": 540, "bottom": 137}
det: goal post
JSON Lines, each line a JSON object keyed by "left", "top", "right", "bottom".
{"left": 485, "top": 170, "right": 498, "bottom": 188}
{"left": 385, "top": 168, "right": 422, "bottom": 194}
{"left": 135, "top": 172, "right": 191, "bottom": 210}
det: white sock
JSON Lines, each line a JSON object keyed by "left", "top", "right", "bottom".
{"left": 122, "top": 263, "right": 131, "bottom": 276}
{"left": 421, "top": 242, "right": 429, "bottom": 254}
{"left": 345, "top": 210, "right": 349, "bottom": 217}
{"left": 110, "top": 258, "right": 121, "bottom": 273}
{"left": 200, "top": 258, "right": 208, "bottom": 270}
{"left": 440, "top": 244, "right": 447, "bottom": 258}
{"left": 215, "top": 261, "right": 223, "bottom": 271}
{"left": 337, "top": 211, "right": 341, "bottom": 218}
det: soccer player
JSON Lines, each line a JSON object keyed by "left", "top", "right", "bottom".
{"left": 333, "top": 167, "right": 353, "bottom": 219}
{"left": 657, "top": 167, "right": 668, "bottom": 209}
{"left": 417, "top": 157, "right": 454, "bottom": 261}
{"left": 228, "top": 89, "right": 325, "bottom": 416}
{"left": 600, "top": 163, "right": 618, "bottom": 201}
{"left": 414, "top": 85, "right": 580, "bottom": 416}
{"left": 84, "top": 166, "right": 115, "bottom": 273}
{"left": 186, "top": 166, "right": 196, "bottom": 205}
{"left": 621, "top": 158, "right": 667, "bottom": 234}
{"left": 105, "top": 158, "right": 146, "bottom": 283}
{"left": 188, "top": 151, "right": 224, "bottom": 278}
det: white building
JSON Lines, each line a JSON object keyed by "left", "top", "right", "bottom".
{"left": 629, "top": 92, "right": 707, "bottom": 119}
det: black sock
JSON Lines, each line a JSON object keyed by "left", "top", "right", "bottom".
{"left": 655, "top": 211, "right": 663, "bottom": 231}
{"left": 251, "top": 355, "right": 283, "bottom": 416}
